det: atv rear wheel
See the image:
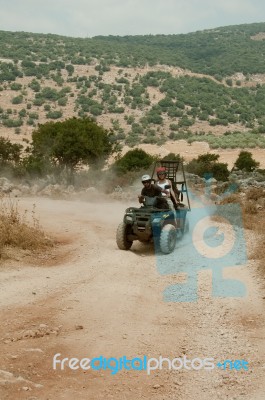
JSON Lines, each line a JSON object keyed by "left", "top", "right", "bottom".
{"left": 160, "top": 224, "right": 177, "bottom": 254}
{"left": 116, "top": 222, "right": 133, "bottom": 250}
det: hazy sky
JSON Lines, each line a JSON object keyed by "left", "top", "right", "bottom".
{"left": 0, "top": 0, "right": 264, "bottom": 37}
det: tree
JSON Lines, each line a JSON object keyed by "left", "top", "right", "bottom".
{"left": 211, "top": 162, "right": 230, "bottom": 181}
{"left": 186, "top": 153, "right": 229, "bottom": 181}
{"left": 30, "top": 117, "right": 117, "bottom": 170}
{"left": 197, "top": 153, "right": 219, "bottom": 165}
{"left": 0, "top": 137, "right": 22, "bottom": 165}
{"left": 113, "top": 148, "right": 155, "bottom": 175}
{"left": 162, "top": 153, "right": 182, "bottom": 162}
{"left": 234, "top": 151, "right": 260, "bottom": 172}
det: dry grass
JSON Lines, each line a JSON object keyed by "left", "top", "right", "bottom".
{"left": 219, "top": 192, "right": 263, "bottom": 227}
{"left": 218, "top": 192, "right": 265, "bottom": 278}
{"left": 0, "top": 196, "right": 53, "bottom": 259}
{"left": 246, "top": 187, "right": 265, "bottom": 201}
{"left": 219, "top": 193, "right": 240, "bottom": 205}
{"left": 243, "top": 200, "right": 258, "bottom": 215}
{"left": 247, "top": 209, "right": 265, "bottom": 261}
{"left": 251, "top": 238, "right": 265, "bottom": 261}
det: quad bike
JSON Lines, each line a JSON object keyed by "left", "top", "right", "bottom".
{"left": 116, "top": 160, "right": 191, "bottom": 254}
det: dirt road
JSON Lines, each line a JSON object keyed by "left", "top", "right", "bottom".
{"left": 0, "top": 196, "right": 264, "bottom": 400}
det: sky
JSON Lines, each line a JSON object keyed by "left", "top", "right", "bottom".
{"left": 0, "top": 0, "right": 264, "bottom": 38}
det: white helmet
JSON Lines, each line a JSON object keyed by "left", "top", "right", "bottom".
{"left": 141, "top": 174, "right": 151, "bottom": 182}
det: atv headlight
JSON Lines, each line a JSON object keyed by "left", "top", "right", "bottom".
{"left": 125, "top": 215, "right": 133, "bottom": 223}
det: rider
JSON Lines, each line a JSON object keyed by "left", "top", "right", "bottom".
{"left": 155, "top": 167, "right": 180, "bottom": 212}
{"left": 138, "top": 174, "right": 168, "bottom": 209}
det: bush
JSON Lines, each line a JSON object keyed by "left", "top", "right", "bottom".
{"left": 19, "top": 108, "right": 27, "bottom": 118}
{"left": 28, "top": 79, "right": 41, "bottom": 92}
{"left": 2, "top": 118, "right": 23, "bottom": 128}
{"left": 113, "top": 148, "right": 156, "bottom": 175}
{"left": 244, "top": 201, "right": 258, "bottom": 214}
{"left": 58, "top": 97, "right": 68, "bottom": 106}
{"left": 0, "top": 197, "right": 52, "bottom": 257}
{"left": 186, "top": 153, "right": 229, "bottom": 181}
{"left": 10, "top": 83, "right": 22, "bottom": 90}
{"left": 246, "top": 187, "right": 264, "bottom": 201}
{"left": 234, "top": 151, "right": 260, "bottom": 172}
{"left": 33, "top": 98, "right": 45, "bottom": 106}
{"left": 28, "top": 112, "right": 39, "bottom": 120}
{"left": 211, "top": 162, "right": 230, "bottom": 181}
{"left": 12, "top": 95, "right": 23, "bottom": 104}
{"left": 162, "top": 153, "right": 182, "bottom": 161}
{"left": 46, "top": 110, "right": 63, "bottom": 119}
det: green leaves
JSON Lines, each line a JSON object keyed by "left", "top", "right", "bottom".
{"left": 113, "top": 148, "right": 155, "bottom": 175}
{"left": 186, "top": 153, "right": 230, "bottom": 181}
{"left": 0, "top": 137, "right": 22, "bottom": 164}
{"left": 234, "top": 151, "right": 260, "bottom": 172}
{"left": 31, "top": 117, "right": 116, "bottom": 169}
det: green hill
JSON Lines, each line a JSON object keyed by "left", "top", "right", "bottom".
{"left": 1, "top": 22, "right": 265, "bottom": 76}
{"left": 0, "top": 22, "right": 265, "bottom": 150}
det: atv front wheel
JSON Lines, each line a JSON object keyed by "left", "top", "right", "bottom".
{"left": 116, "top": 222, "right": 133, "bottom": 250}
{"left": 160, "top": 224, "right": 177, "bottom": 254}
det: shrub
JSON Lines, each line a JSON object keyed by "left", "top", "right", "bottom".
{"left": 244, "top": 201, "right": 258, "bottom": 214}
{"left": 246, "top": 187, "right": 264, "bottom": 201}
{"left": 12, "top": 95, "right": 23, "bottom": 104}
{"left": 169, "top": 123, "right": 179, "bottom": 131}
{"left": 113, "top": 148, "right": 156, "bottom": 175}
{"left": 46, "top": 110, "right": 63, "bottom": 119}
{"left": 2, "top": 119, "right": 23, "bottom": 128}
{"left": 27, "top": 118, "right": 35, "bottom": 126}
{"left": 33, "top": 98, "right": 45, "bottom": 106}
{"left": 28, "top": 79, "right": 41, "bottom": 92}
{"left": 234, "top": 151, "right": 260, "bottom": 172}
{"left": 0, "top": 197, "right": 52, "bottom": 258}
{"left": 10, "top": 83, "right": 22, "bottom": 90}
{"left": 58, "top": 97, "right": 67, "bottom": 106}
{"left": 28, "top": 112, "right": 39, "bottom": 120}
{"left": 211, "top": 162, "right": 230, "bottom": 181}
{"left": 162, "top": 153, "right": 182, "bottom": 161}
{"left": 19, "top": 108, "right": 27, "bottom": 118}
{"left": 186, "top": 153, "right": 229, "bottom": 181}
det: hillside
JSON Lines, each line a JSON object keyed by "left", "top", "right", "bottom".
{"left": 1, "top": 23, "right": 265, "bottom": 152}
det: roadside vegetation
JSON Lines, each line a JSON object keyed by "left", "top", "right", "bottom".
{"left": 186, "top": 153, "right": 230, "bottom": 181}
{"left": 0, "top": 117, "right": 117, "bottom": 180}
{"left": 0, "top": 196, "right": 52, "bottom": 259}
{"left": 219, "top": 187, "right": 265, "bottom": 276}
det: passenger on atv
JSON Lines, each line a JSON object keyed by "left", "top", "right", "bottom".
{"left": 156, "top": 167, "right": 180, "bottom": 211}
{"left": 138, "top": 174, "right": 170, "bottom": 210}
